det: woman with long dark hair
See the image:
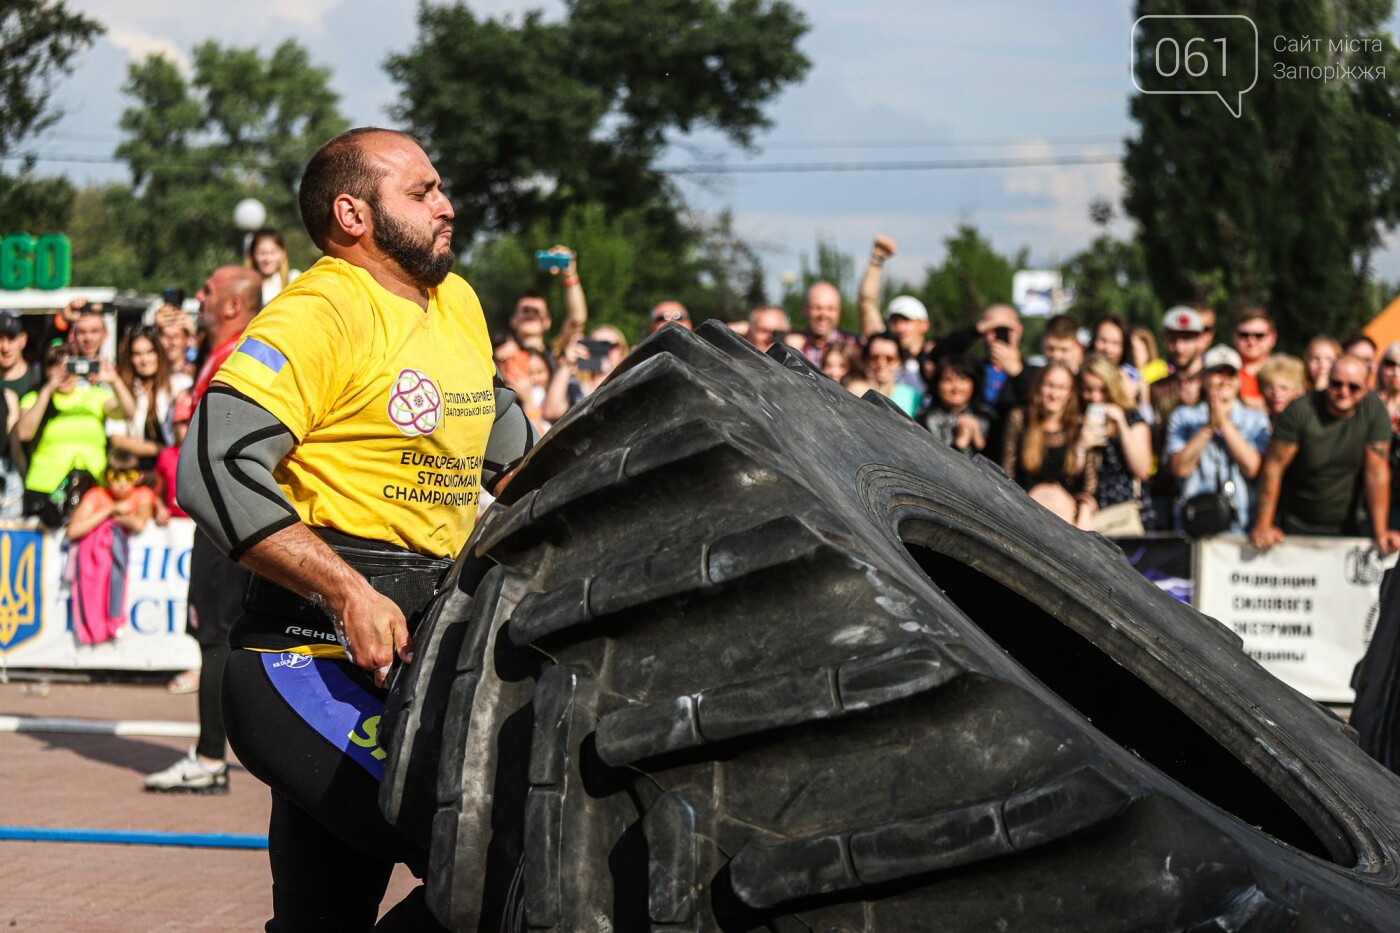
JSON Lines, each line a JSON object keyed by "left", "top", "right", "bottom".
{"left": 110, "top": 324, "right": 192, "bottom": 472}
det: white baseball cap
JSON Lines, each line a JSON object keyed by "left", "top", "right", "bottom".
{"left": 1162, "top": 306, "right": 1205, "bottom": 334}
{"left": 1201, "top": 344, "right": 1242, "bottom": 374}
{"left": 885, "top": 295, "right": 928, "bottom": 322}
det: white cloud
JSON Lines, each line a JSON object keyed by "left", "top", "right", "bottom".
{"left": 77, "top": 0, "right": 342, "bottom": 41}
{"left": 999, "top": 137, "right": 1128, "bottom": 259}
{"left": 104, "top": 26, "right": 189, "bottom": 73}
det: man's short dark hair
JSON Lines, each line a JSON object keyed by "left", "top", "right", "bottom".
{"left": 1235, "top": 308, "right": 1276, "bottom": 334}
{"left": 298, "top": 127, "right": 417, "bottom": 251}
{"left": 1042, "top": 313, "right": 1079, "bottom": 342}
{"left": 1342, "top": 331, "right": 1377, "bottom": 354}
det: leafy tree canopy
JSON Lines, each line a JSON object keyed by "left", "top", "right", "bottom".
{"left": 1124, "top": 0, "right": 1400, "bottom": 349}
{"left": 1061, "top": 201, "right": 1163, "bottom": 330}
{"left": 111, "top": 39, "right": 347, "bottom": 291}
{"left": 920, "top": 225, "right": 1025, "bottom": 332}
{"left": 387, "top": 0, "right": 810, "bottom": 244}
{"left": 464, "top": 202, "right": 764, "bottom": 341}
{"left": 0, "top": 1, "right": 100, "bottom": 260}
{"left": 0, "top": 0, "right": 103, "bottom": 158}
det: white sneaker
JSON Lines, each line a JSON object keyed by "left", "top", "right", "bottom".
{"left": 144, "top": 749, "right": 229, "bottom": 794}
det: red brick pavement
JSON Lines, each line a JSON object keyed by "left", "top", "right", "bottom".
{"left": 0, "top": 679, "right": 414, "bottom": 930}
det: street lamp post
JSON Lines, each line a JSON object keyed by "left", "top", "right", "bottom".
{"left": 233, "top": 198, "right": 266, "bottom": 257}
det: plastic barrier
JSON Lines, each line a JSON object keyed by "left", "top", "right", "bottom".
{"left": 0, "top": 518, "right": 198, "bottom": 671}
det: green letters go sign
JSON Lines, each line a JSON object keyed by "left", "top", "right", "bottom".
{"left": 1, "top": 234, "right": 72, "bottom": 290}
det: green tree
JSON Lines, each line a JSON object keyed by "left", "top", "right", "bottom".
{"left": 387, "top": 0, "right": 809, "bottom": 250}
{"left": 676, "top": 209, "right": 766, "bottom": 325}
{"left": 112, "top": 39, "right": 347, "bottom": 291}
{"left": 1061, "top": 201, "right": 1162, "bottom": 329}
{"left": 1124, "top": 1, "right": 1400, "bottom": 349}
{"left": 66, "top": 184, "right": 142, "bottom": 286}
{"left": 464, "top": 202, "right": 643, "bottom": 336}
{"left": 918, "top": 225, "right": 1024, "bottom": 333}
{"left": 464, "top": 203, "right": 762, "bottom": 341}
{"left": 0, "top": 0, "right": 103, "bottom": 157}
{"left": 0, "top": 1, "right": 101, "bottom": 263}
{"left": 0, "top": 171, "right": 74, "bottom": 235}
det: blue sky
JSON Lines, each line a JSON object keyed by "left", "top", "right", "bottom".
{"left": 16, "top": 1, "right": 1400, "bottom": 297}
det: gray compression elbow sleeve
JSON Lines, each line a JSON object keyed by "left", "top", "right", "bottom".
{"left": 177, "top": 385, "right": 299, "bottom": 559}
{"left": 481, "top": 376, "right": 539, "bottom": 494}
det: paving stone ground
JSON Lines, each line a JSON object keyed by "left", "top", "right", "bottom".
{"left": 0, "top": 678, "right": 414, "bottom": 931}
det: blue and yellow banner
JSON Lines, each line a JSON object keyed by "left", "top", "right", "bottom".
{"left": 0, "top": 530, "right": 42, "bottom": 653}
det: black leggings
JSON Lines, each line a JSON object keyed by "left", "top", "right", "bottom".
{"left": 222, "top": 645, "right": 444, "bottom": 931}
{"left": 194, "top": 643, "right": 228, "bottom": 760}
{"left": 190, "top": 528, "right": 250, "bottom": 761}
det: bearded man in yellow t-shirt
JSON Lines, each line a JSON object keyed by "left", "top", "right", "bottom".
{"left": 177, "top": 127, "right": 537, "bottom": 930}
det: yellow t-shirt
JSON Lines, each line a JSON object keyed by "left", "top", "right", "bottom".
{"left": 216, "top": 257, "right": 496, "bottom": 558}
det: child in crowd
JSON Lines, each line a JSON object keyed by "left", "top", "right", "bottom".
{"left": 65, "top": 448, "right": 155, "bottom": 644}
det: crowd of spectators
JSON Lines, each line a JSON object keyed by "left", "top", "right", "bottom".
{"left": 0, "top": 228, "right": 294, "bottom": 657}
{"left": 495, "top": 234, "right": 1400, "bottom": 559}
{"left": 15, "top": 227, "right": 1400, "bottom": 657}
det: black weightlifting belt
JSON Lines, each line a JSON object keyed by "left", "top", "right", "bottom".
{"left": 243, "top": 527, "right": 453, "bottom": 638}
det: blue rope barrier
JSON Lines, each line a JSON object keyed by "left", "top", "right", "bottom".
{"left": 0, "top": 825, "right": 268, "bottom": 849}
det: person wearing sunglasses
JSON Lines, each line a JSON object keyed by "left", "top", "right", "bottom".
{"left": 645, "top": 300, "right": 691, "bottom": 336}
{"left": 1231, "top": 309, "right": 1277, "bottom": 411}
{"left": 863, "top": 332, "right": 922, "bottom": 417}
{"left": 1251, "top": 355, "right": 1400, "bottom": 554}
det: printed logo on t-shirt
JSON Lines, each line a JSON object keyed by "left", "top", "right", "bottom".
{"left": 387, "top": 368, "right": 443, "bottom": 436}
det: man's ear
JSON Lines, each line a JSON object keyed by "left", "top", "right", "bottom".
{"left": 332, "top": 194, "right": 368, "bottom": 239}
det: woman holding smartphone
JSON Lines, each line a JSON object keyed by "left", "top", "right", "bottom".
{"left": 1079, "top": 353, "right": 1154, "bottom": 534}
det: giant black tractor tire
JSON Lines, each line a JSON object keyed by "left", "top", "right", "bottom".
{"left": 379, "top": 322, "right": 1400, "bottom": 931}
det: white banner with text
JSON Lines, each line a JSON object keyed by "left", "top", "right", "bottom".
{"left": 1195, "top": 534, "right": 1396, "bottom": 703}
{"left": 0, "top": 518, "right": 198, "bottom": 671}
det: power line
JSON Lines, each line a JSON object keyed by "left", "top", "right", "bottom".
{"left": 660, "top": 152, "right": 1123, "bottom": 175}
{"left": 754, "top": 133, "right": 1124, "bottom": 150}
{"left": 0, "top": 152, "right": 119, "bottom": 165}
{"left": 3, "top": 150, "right": 1125, "bottom": 176}
{"left": 23, "top": 131, "right": 1125, "bottom": 150}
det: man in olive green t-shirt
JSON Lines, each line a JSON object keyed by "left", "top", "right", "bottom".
{"left": 1251, "top": 355, "right": 1400, "bottom": 554}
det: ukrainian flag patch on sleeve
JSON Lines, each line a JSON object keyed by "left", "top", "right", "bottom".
{"left": 222, "top": 337, "right": 288, "bottom": 389}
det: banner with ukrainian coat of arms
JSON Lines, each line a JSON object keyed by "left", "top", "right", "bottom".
{"left": 0, "top": 528, "right": 42, "bottom": 654}
{"left": 0, "top": 519, "right": 199, "bottom": 670}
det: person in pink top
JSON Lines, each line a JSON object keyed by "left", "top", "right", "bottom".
{"left": 66, "top": 449, "right": 155, "bottom": 644}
